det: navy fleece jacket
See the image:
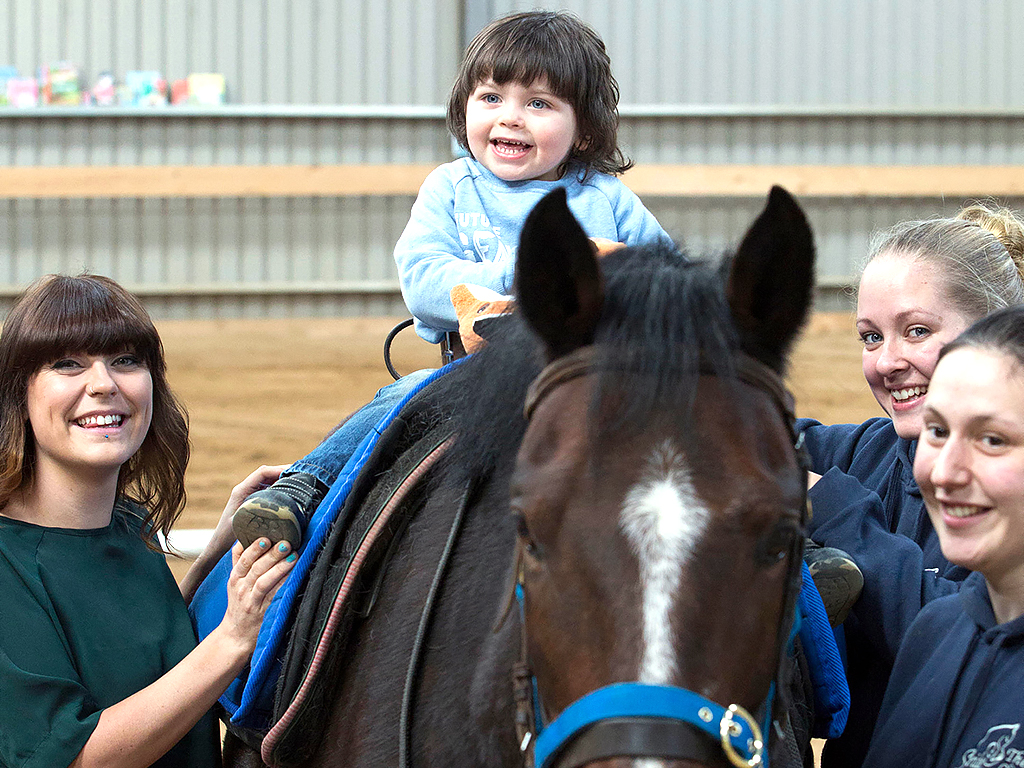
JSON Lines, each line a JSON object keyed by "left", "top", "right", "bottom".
{"left": 798, "top": 417, "right": 971, "bottom": 768}
{"left": 864, "top": 573, "right": 1024, "bottom": 768}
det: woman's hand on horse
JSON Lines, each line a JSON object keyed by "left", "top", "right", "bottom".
{"left": 220, "top": 536, "right": 297, "bottom": 655}
{"left": 180, "top": 464, "right": 291, "bottom": 604}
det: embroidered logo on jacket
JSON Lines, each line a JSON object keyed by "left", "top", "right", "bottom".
{"left": 958, "top": 724, "right": 1022, "bottom": 768}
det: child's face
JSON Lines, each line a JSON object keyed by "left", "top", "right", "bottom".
{"left": 465, "top": 77, "right": 578, "bottom": 182}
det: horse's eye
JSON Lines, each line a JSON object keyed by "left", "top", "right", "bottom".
{"left": 512, "top": 511, "right": 540, "bottom": 557}
{"left": 757, "top": 521, "right": 798, "bottom": 567}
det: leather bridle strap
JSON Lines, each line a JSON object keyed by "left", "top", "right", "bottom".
{"left": 523, "top": 346, "right": 796, "bottom": 427}
{"left": 554, "top": 718, "right": 723, "bottom": 768}
{"left": 523, "top": 346, "right": 598, "bottom": 421}
{"left": 399, "top": 476, "right": 475, "bottom": 768}
{"left": 730, "top": 355, "right": 796, "bottom": 426}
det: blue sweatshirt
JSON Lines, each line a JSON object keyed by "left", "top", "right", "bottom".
{"left": 393, "top": 157, "right": 673, "bottom": 343}
{"left": 864, "top": 572, "right": 1024, "bottom": 768}
{"left": 798, "top": 417, "right": 971, "bottom": 768}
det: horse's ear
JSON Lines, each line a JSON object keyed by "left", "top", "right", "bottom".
{"left": 726, "top": 185, "right": 815, "bottom": 371}
{"left": 515, "top": 188, "right": 604, "bottom": 360}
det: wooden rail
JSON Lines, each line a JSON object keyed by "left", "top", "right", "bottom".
{"left": 623, "top": 165, "right": 1024, "bottom": 199}
{"left": 0, "top": 164, "right": 437, "bottom": 199}
{"left": 2, "top": 164, "right": 1024, "bottom": 200}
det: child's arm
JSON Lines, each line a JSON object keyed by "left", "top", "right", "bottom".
{"left": 602, "top": 177, "right": 675, "bottom": 249}
{"left": 394, "top": 168, "right": 515, "bottom": 336}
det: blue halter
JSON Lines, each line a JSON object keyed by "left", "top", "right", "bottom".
{"left": 532, "top": 682, "right": 768, "bottom": 768}
{"left": 514, "top": 568, "right": 801, "bottom": 768}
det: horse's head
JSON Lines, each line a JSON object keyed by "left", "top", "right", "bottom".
{"left": 508, "top": 187, "right": 815, "bottom": 768}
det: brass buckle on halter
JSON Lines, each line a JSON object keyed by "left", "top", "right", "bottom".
{"left": 719, "top": 704, "right": 764, "bottom": 768}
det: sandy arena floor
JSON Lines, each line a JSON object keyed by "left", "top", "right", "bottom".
{"left": 161, "top": 312, "right": 879, "bottom": 534}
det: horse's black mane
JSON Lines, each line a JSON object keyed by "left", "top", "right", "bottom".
{"left": 426, "top": 241, "right": 744, "bottom": 487}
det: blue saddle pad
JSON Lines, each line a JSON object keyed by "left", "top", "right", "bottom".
{"left": 189, "top": 362, "right": 464, "bottom": 731}
{"left": 798, "top": 560, "right": 851, "bottom": 739}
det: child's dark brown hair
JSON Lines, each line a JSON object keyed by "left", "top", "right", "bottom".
{"left": 446, "top": 10, "right": 632, "bottom": 178}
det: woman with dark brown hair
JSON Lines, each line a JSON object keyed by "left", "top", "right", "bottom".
{"left": 0, "top": 274, "right": 296, "bottom": 768}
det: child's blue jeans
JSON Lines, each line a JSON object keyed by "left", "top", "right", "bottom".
{"left": 284, "top": 368, "right": 435, "bottom": 487}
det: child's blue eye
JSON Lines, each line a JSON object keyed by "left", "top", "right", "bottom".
{"left": 482, "top": 93, "right": 500, "bottom": 104}
{"left": 529, "top": 99, "right": 548, "bottom": 109}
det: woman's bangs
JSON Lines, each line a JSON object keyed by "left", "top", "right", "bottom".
{"left": 19, "top": 280, "right": 160, "bottom": 371}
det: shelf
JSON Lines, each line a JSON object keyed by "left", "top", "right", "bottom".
{"left": 0, "top": 104, "right": 1020, "bottom": 120}
{"left": 0, "top": 104, "right": 447, "bottom": 119}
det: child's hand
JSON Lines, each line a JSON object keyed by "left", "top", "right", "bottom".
{"left": 589, "top": 237, "right": 626, "bottom": 258}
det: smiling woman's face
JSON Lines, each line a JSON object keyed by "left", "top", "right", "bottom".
{"left": 856, "top": 251, "right": 973, "bottom": 440}
{"left": 915, "top": 346, "right": 1024, "bottom": 599}
{"left": 26, "top": 351, "right": 153, "bottom": 483}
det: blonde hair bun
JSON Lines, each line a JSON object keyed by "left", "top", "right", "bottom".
{"left": 958, "top": 202, "right": 1024, "bottom": 278}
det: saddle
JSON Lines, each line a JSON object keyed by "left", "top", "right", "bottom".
{"left": 262, "top": 387, "right": 456, "bottom": 765}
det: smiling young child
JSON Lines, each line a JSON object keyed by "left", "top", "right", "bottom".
{"left": 231, "top": 10, "right": 673, "bottom": 549}
{"left": 393, "top": 10, "right": 673, "bottom": 343}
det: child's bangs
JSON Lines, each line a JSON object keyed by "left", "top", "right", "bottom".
{"left": 478, "top": 38, "right": 580, "bottom": 104}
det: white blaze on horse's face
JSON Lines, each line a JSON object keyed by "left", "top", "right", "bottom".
{"left": 620, "top": 440, "right": 709, "bottom": 685}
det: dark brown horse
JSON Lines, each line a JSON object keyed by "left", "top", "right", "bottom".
{"left": 225, "top": 185, "right": 816, "bottom": 768}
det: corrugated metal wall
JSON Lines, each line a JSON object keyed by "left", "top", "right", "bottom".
{"left": 492, "top": 0, "right": 1024, "bottom": 107}
{"left": 493, "top": 0, "right": 1024, "bottom": 305}
{"left": 0, "top": 0, "right": 459, "bottom": 105}
{"left": 2, "top": 0, "right": 1023, "bottom": 317}
{"left": 0, "top": 0, "right": 461, "bottom": 317}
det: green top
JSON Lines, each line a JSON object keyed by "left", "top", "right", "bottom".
{"left": 0, "top": 507, "right": 219, "bottom": 768}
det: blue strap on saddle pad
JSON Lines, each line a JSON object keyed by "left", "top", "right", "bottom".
{"left": 189, "top": 362, "right": 465, "bottom": 730}
{"left": 798, "top": 560, "right": 851, "bottom": 739}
